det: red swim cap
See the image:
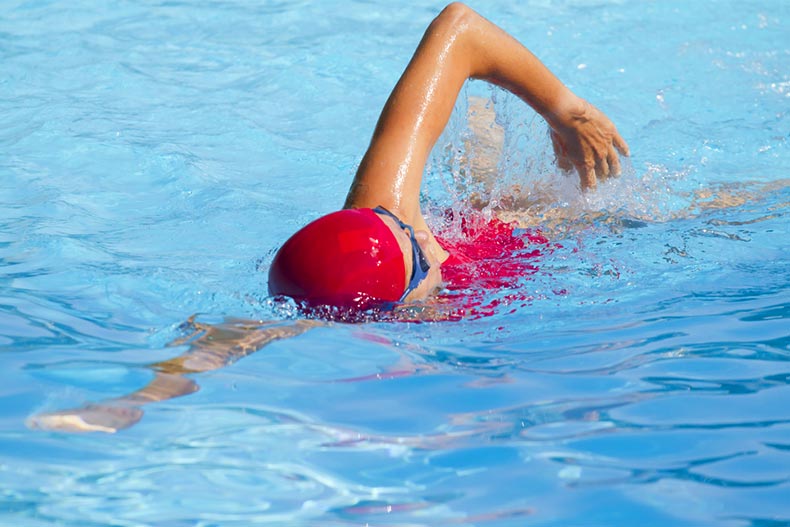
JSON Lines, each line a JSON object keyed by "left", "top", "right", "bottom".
{"left": 268, "top": 208, "right": 406, "bottom": 308}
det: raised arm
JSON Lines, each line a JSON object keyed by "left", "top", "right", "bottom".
{"left": 345, "top": 2, "right": 629, "bottom": 225}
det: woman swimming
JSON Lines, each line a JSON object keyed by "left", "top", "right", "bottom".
{"left": 29, "top": 3, "right": 629, "bottom": 432}
{"left": 268, "top": 2, "right": 628, "bottom": 311}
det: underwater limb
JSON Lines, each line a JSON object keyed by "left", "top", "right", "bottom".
{"left": 26, "top": 404, "right": 144, "bottom": 434}
{"left": 26, "top": 319, "right": 320, "bottom": 433}
{"left": 26, "top": 373, "right": 199, "bottom": 434}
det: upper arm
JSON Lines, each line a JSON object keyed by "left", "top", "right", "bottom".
{"left": 343, "top": 4, "right": 475, "bottom": 224}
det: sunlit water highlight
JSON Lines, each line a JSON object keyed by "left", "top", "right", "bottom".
{"left": 1, "top": 0, "right": 789, "bottom": 525}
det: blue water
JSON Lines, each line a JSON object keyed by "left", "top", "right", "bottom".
{"left": 2, "top": 0, "right": 789, "bottom": 525}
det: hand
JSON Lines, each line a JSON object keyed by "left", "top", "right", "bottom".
{"left": 549, "top": 97, "right": 629, "bottom": 190}
{"left": 26, "top": 404, "right": 143, "bottom": 433}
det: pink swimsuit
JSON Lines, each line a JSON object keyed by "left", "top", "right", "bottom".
{"left": 434, "top": 212, "right": 550, "bottom": 319}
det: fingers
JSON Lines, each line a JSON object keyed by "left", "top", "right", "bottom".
{"left": 579, "top": 146, "right": 620, "bottom": 189}
{"left": 557, "top": 153, "right": 573, "bottom": 172}
{"left": 553, "top": 117, "right": 629, "bottom": 190}
{"left": 551, "top": 131, "right": 573, "bottom": 171}
{"left": 608, "top": 146, "right": 622, "bottom": 177}
{"left": 580, "top": 125, "right": 630, "bottom": 186}
{"left": 595, "top": 155, "right": 610, "bottom": 180}
{"left": 613, "top": 131, "right": 630, "bottom": 157}
{"left": 574, "top": 162, "right": 597, "bottom": 190}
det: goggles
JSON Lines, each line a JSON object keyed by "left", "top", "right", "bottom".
{"left": 373, "top": 206, "right": 431, "bottom": 301}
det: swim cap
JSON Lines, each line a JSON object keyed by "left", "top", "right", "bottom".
{"left": 268, "top": 208, "right": 407, "bottom": 308}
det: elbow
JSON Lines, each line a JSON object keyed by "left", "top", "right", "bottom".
{"left": 436, "top": 2, "right": 475, "bottom": 27}
{"left": 441, "top": 2, "right": 472, "bottom": 16}
{"left": 427, "top": 2, "right": 478, "bottom": 53}
{"left": 429, "top": 2, "right": 479, "bottom": 70}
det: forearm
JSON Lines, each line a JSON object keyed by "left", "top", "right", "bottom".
{"left": 119, "top": 372, "right": 199, "bottom": 405}
{"left": 26, "top": 320, "right": 320, "bottom": 433}
{"left": 461, "top": 9, "right": 578, "bottom": 129}
{"left": 116, "top": 320, "right": 319, "bottom": 405}
{"left": 449, "top": 3, "right": 629, "bottom": 187}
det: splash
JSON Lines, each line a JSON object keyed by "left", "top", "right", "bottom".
{"left": 424, "top": 83, "right": 758, "bottom": 243}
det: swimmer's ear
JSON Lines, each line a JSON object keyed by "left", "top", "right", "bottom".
{"left": 415, "top": 229, "right": 445, "bottom": 265}
{"left": 414, "top": 230, "right": 434, "bottom": 259}
{"left": 414, "top": 230, "right": 446, "bottom": 263}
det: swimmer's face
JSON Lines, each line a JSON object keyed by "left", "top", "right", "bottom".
{"left": 375, "top": 212, "right": 443, "bottom": 303}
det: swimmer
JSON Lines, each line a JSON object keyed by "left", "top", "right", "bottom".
{"left": 28, "top": 3, "right": 629, "bottom": 433}
{"left": 269, "top": 2, "right": 628, "bottom": 311}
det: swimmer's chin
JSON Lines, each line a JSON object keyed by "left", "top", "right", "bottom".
{"left": 26, "top": 404, "right": 143, "bottom": 434}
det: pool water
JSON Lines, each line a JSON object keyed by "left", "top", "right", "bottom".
{"left": 2, "top": 0, "right": 789, "bottom": 525}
